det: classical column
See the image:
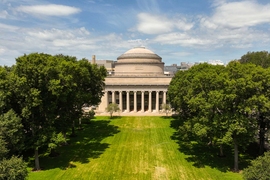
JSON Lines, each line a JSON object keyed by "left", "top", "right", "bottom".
{"left": 141, "top": 91, "right": 144, "bottom": 112}
{"left": 156, "top": 91, "right": 159, "bottom": 112}
{"left": 134, "top": 91, "right": 137, "bottom": 112}
{"left": 148, "top": 91, "right": 152, "bottom": 112}
{"left": 126, "top": 91, "right": 130, "bottom": 112}
{"left": 112, "top": 91, "right": 115, "bottom": 103}
{"left": 119, "top": 91, "right": 122, "bottom": 111}
{"left": 104, "top": 91, "right": 108, "bottom": 108}
{"left": 163, "top": 91, "right": 167, "bottom": 104}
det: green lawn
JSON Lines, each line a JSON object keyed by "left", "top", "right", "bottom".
{"left": 28, "top": 116, "right": 243, "bottom": 180}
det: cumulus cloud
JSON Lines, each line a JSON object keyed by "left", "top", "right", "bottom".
{"left": 202, "top": 1, "right": 270, "bottom": 29}
{"left": 0, "top": 25, "right": 133, "bottom": 66}
{"left": 16, "top": 4, "right": 81, "bottom": 16}
{"left": 154, "top": 33, "right": 213, "bottom": 46}
{"left": 137, "top": 13, "right": 193, "bottom": 34}
{"left": 1, "top": 0, "right": 270, "bottom": 66}
{"left": 24, "top": 27, "right": 96, "bottom": 51}
{"left": 137, "top": 13, "right": 173, "bottom": 34}
{"left": 135, "top": 1, "right": 270, "bottom": 49}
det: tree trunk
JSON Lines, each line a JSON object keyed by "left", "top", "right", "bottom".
{"left": 71, "top": 120, "right": 76, "bottom": 137}
{"left": 259, "top": 120, "right": 266, "bottom": 155}
{"left": 35, "top": 148, "right": 40, "bottom": 170}
{"left": 219, "top": 144, "right": 224, "bottom": 157}
{"left": 233, "top": 137, "right": 239, "bottom": 172}
{"left": 78, "top": 118, "right": 82, "bottom": 130}
{"left": 62, "top": 132, "right": 68, "bottom": 145}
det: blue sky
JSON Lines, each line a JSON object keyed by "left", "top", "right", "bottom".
{"left": 1, "top": 0, "right": 270, "bottom": 66}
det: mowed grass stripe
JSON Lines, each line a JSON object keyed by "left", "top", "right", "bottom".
{"left": 28, "top": 116, "right": 242, "bottom": 180}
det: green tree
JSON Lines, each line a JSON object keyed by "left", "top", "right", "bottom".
{"left": 239, "top": 51, "right": 270, "bottom": 155}
{"left": 2, "top": 53, "right": 106, "bottom": 171}
{"left": 106, "top": 103, "right": 120, "bottom": 118}
{"left": 0, "top": 156, "right": 28, "bottom": 180}
{"left": 13, "top": 53, "right": 60, "bottom": 170}
{"left": 48, "top": 132, "right": 65, "bottom": 156}
{"left": 51, "top": 56, "right": 106, "bottom": 138}
{"left": 0, "top": 138, "right": 7, "bottom": 159}
{"left": 168, "top": 62, "right": 261, "bottom": 171}
{"left": 243, "top": 151, "right": 270, "bottom": 180}
{"left": 0, "top": 110, "right": 24, "bottom": 154}
{"left": 13, "top": 53, "right": 106, "bottom": 169}
{"left": 239, "top": 51, "right": 270, "bottom": 68}
{"left": 0, "top": 66, "right": 28, "bottom": 179}
{"left": 246, "top": 66, "right": 270, "bottom": 155}
{"left": 168, "top": 70, "right": 191, "bottom": 117}
{"left": 169, "top": 64, "right": 228, "bottom": 154}
{"left": 223, "top": 62, "right": 268, "bottom": 171}
{"left": 161, "top": 103, "right": 172, "bottom": 117}
{"left": 185, "top": 64, "right": 227, "bottom": 155}
{"left": 0, "top": 66, "right": 9, "bottom": 114}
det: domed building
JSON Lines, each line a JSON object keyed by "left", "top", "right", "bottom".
{"left": 97, "top": 47, "right": 172, "bottom": 114}
{"left": 114, "top": 47, "right": 164, "bottom": 76}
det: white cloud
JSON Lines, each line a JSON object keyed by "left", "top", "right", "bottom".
{"left": 0, "top": 26, "right": 134, "bottom": 65}
{"left": 127, "top": 38, "right": 149, "bottom": 47}
{"left": 138, "top": 1, "right": 270, "bottom": 49}
{"left": 136, "top": 13, "right": 193, "bottom": 34}
{"left": 16, "top": 4, "right": 81, "bottom": 16}
{"left": 203, "top": 1, "right": 270, "bottom": 29}
{"left": 25, "top": 28, "right": 95, "bottom": 50}
{"left": 0, "top": 23, "right": 19, "bottom": 31}
{"left": 26, "top": 27, "right": 90, "bottom": 42}
{"left": 175, "top": 18, "right": 194, "bottom": 31}
{"left": 154, "top": 33, "right": 213, "bottom": 46}
{"left": 1, "top": 0, "right": 270, "bottom": 66}
{"left": 137, "top": 13, "right": 173, "bottom": 34}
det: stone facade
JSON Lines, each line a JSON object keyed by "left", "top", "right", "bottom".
{"left": 97, "top": 47, "right": 172, "bottom": 114}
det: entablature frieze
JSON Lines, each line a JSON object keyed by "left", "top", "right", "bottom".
{"left": 105, "top": 84, "right": 168, "bottom": 91}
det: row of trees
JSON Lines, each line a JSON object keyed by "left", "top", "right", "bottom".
{"left": 168, "top": 51, "right": 270, "bottom": 172}
{"left": 0, "top": 53, "right": 107, "bottom": 178}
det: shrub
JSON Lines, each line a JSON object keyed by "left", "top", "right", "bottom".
{"left": 0, "top": 156, "right": 28, "bottom": 180}
{"left": 243, "top": 151, "right": 270, "bottom": 180}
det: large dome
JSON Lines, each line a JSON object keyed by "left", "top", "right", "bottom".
{"left": 117, "top": 47, "right": 162, "bottom": 63}
{"left": 114, "top": 47, "right": 164, "bottom": 76}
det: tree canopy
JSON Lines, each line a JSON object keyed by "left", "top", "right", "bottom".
{"left": 239, "top": 51, "right": 270, "bottom": 68}
{"left": 168, "top": 62, "right": 270, "bottom": 171}
{"left": 106, "top": 103, "right": 120, "bottom": 118}
{"left": 0, "top": 53, "right": 106, "bottom": 172}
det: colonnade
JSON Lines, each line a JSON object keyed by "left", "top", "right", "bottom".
{"left": 104, "top": 90, "right": 167, "bottom": 113}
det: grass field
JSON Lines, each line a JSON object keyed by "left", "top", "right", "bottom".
{"left": 28, "top": 116, "right": 243, "bottom": 180}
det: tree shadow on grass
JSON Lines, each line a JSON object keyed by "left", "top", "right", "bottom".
{"left": 170, "top": 117, "right": 249, "bottom": 172}
{"left": 177, "top": 141, "right": 235, "bottom": 172}
{"left": 109, "top": 116, "right": 122, "bottom": 119}
{"left": 29, "top": 120, "right": 120, "bottom": 170}
{"left": 160, "top": 116, "right": 174, "bottom": 119}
